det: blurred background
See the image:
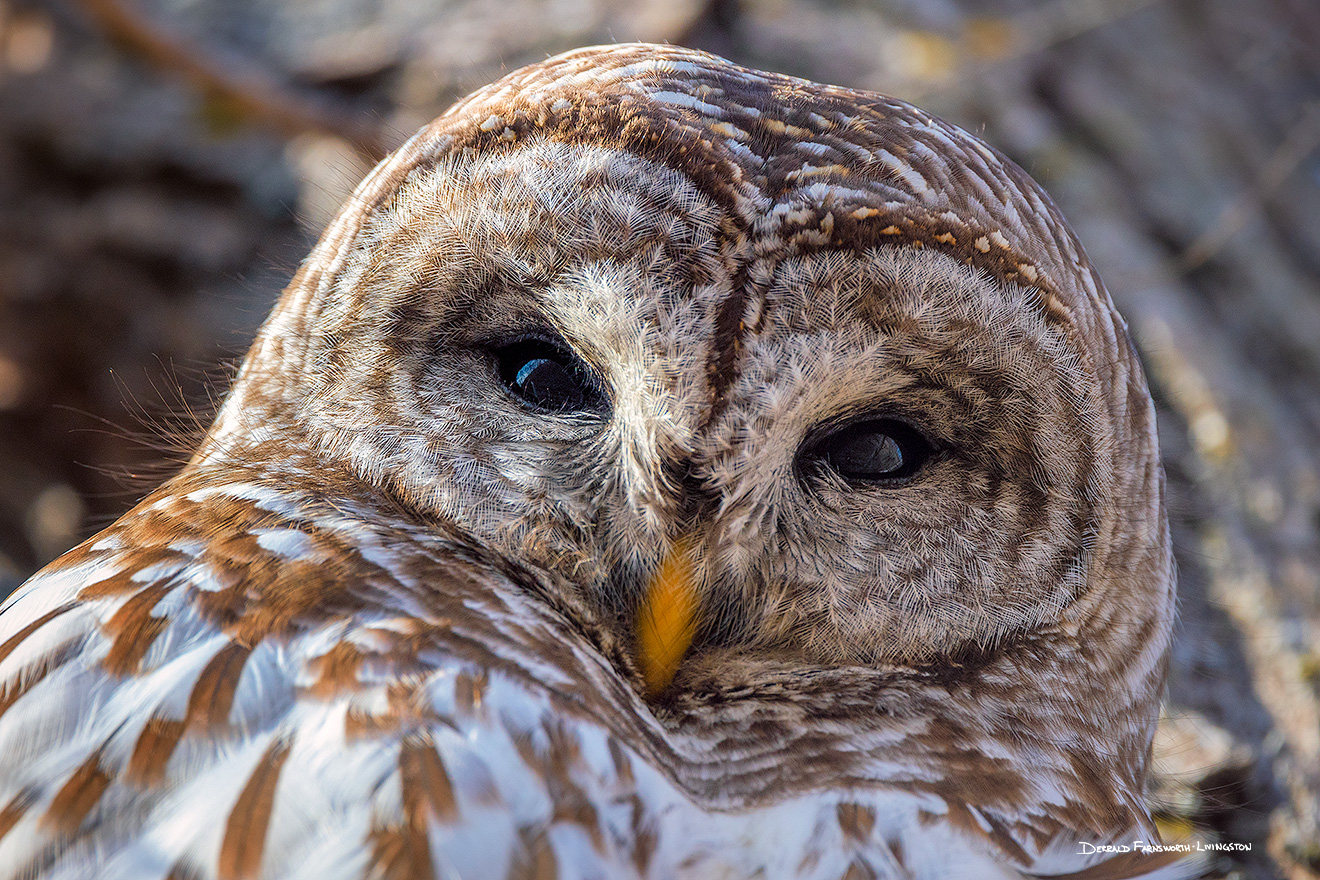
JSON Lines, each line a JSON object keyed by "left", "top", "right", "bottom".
{"left": 0, "top": 0, "right": 1316, "bottom": 875}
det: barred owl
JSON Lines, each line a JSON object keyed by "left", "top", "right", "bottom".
{"left": 0, "top": 44, "right": 1190, "bottom": 879}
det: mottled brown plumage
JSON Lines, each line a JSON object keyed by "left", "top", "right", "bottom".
{"left": 0, "top": 44, "right": 1190, "bottom": 879}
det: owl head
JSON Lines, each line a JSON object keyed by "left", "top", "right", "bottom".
{"left": 203, "top": 43, "right": 1173, "bottom": 836}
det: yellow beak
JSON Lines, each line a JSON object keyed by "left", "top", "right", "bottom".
{"left": 635, "top": 536, "right": 701, "bottom": 697}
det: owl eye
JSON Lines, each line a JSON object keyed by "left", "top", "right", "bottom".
{"left": 801, "top": 418, "right": 934, "bottom": 483}
{"left": 494, "top": 337, "right": 606, "bottom": 414}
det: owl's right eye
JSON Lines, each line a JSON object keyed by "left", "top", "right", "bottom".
{"left": 493, "top": 337, "right": 607, "bottom": 415}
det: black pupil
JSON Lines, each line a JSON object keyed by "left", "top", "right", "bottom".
{"left": 497, "top": 339, "right": 599, "bottom": 413}
{"left": 809, "top": 418, "right": 931, "bottom": 482}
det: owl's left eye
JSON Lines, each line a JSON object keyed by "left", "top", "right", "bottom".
{"left": 799, "top": 417, "right": 935, "bottom": 484}
{"left": 493, "top": 337, "right": 607, "bottom": 415}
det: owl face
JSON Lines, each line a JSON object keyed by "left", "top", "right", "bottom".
{"left": 223, "top": 133, "right": 1117, "bottom": 679}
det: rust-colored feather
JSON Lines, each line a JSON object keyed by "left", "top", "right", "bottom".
{"left": 127, "top": 641, "right": 251, "bottom": 785}
{"left": 0, "top": 602, "right": 76, "bottom": 666}
{"left": 101, "top": 582, "right": 172, "bottom": 676}
{"left": 399, "top": 735, "right": 459, "bottom": 825}
{"left": 368, "top": 826, "right": 431, "bottom": 880}
{"left": 0, "top": 640, "right": 76, "bottom": 721}
{"left": 218, "top": 738, "right": 291, "bottom": 880}
{"left": 306, "top": 640, "right": 365, "bottom": 698}
{"left": 0, "top": 603, "right": 80, "bottom": 722}
{"left": 368, "top": 736, "right": 460, "bottom": 880}
{"left": 518, "top": 829, "right": 559, "bottom": 880}
{"left": 187, "top": 642, "right": 251, "bottom": 728}
{"left": 841, "top": 857, "right": 879, "bottom": 880}
{"left": 43, "top": 753, "right": 111, "bottom": 834}
{"left": 0, "top": 789, "right": 30, "bottom": 842}
{"left": 836, "top": 802, "right": 877, "bottom": 844}
{"left": 126, "top": 717, "right": 187, "bottom": 787}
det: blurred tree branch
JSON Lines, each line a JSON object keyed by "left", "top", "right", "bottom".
{"left": 74, "top": 0, "right": 394, "bottom": 160}
{"left": 1181, "top": 100, "right": 1320, "bottom": 271}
